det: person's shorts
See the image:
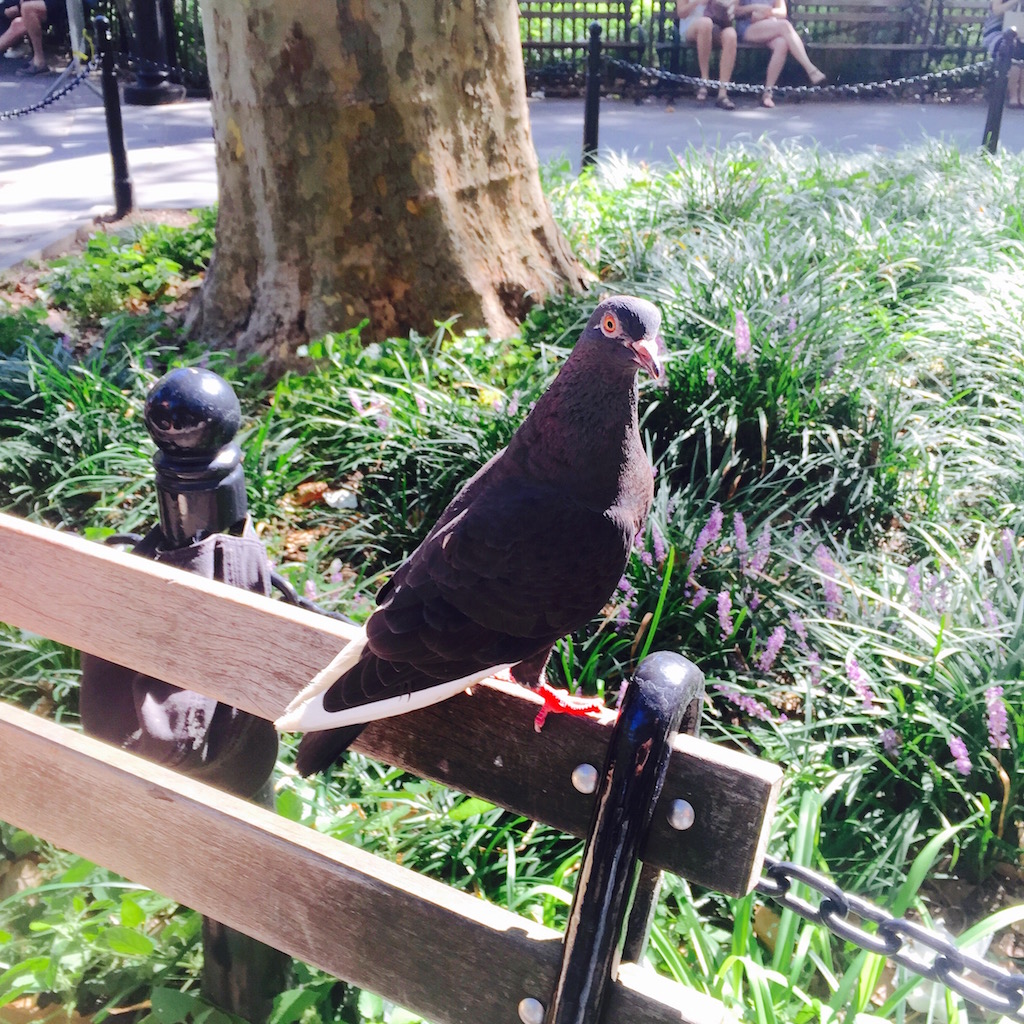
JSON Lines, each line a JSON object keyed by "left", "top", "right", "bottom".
{"left": 42, "top": 0, "right": 67, "bottom": 25}
{"left": 678, "top": 5, "right": 708, "bottom": 38}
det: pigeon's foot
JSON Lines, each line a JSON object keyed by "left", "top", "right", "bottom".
{"left": 532, "top": 681, "right": 605, "bottom": 732}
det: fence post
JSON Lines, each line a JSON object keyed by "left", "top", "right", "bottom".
{"left": 582, "top": 21, "right": 602, "bottom": 169}
{"left": 94, "top": 15, "right": 133, "bottom": 220}
{"left": 123, "top": 0, "right": 185, "bottom": 105}
{"left": 143, "top": 368, "right": 291, "bottom": 1022}
{"left": 982, "top": 29, "right": 1016, "bottom": 153}
{"left": 541, "top": 652, "right": 705, "bottom": 1024}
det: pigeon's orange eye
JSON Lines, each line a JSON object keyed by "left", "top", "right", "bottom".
{"left": 601, "top": 313, "right": 619, "bottom": 335}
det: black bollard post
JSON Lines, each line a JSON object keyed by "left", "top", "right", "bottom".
{"left": 144, "top": 368, "right": 248, "bottom": 546}
{"left": 94, "top": 16, "right": 133, "bottom": 219}
{"left": 142, "top": 368, "right": 291, "bottom": 1022}
{"left": 982, "top": 29, "right": 1016, "bottom": 153}
{"left": 543, "top": 652, "right": 705, "bottom": 1024}
{"left": 123, "top": 0, "right": 186, "bottom": 105}
{"left": 582, "top": 21, "right": 602, "bottom": 169}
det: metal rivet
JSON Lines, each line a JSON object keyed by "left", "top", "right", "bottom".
{"left": 668, "top": 798, "right": 695, "bottom": 830}
{"left": 517, "top": 996, "right": 545, "bottom": 1024}
{"left": 571, "top": 763, "right": 598, "bottom": 794}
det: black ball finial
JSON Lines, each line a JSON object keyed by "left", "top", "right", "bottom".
{"left": 144, "top": 367, "right": 241, "bottom": 456}
{"left": 144, "top": 367, "right": 248, "bottom": 547}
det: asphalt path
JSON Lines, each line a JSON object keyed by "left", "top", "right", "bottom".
{"left": 2, "top": 56, "right": 1022, "bottom": 270}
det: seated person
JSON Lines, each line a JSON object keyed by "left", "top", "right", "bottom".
{"left": 734, "top": 0, "right": 826, "bottom": 107}
{"left": 676, "top": 0, "right": 738, "bottom": 109}
{"left": 983, "top": 0, "right": 1024, "bottom": 108}
{"left": 0, "top": 0, "right": 64, "bottom": 75}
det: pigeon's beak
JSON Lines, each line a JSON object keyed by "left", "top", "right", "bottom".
{"left": 631, "top": 335, "right": 665, "bottom": 381}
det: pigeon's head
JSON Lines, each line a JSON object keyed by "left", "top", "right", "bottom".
{"left": 582, "top": 296, "right": 664, "bottom": 381}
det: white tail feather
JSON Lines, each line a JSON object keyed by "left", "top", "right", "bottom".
{"left": 275, "top": 626, "right": 369, "bottom": 732}
{"left": 275, "top": 624, "right": 512, "bottom": 733}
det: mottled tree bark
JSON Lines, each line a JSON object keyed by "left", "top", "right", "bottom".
{"left": 192, "top": 0, "right": 586, "bottom": 370}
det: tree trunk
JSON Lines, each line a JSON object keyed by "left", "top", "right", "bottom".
{"left": 191, "top": 0, "right": 586, "bottom": 371}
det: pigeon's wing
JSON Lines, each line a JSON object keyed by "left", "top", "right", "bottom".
{"left": 278, "top": 478, "right": 632, "bottom": 732}
{"left": 377, "top": 476, "right": 633, "bottom": 652}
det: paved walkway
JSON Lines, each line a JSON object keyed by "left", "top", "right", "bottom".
{"left": 2, "top": 56, "right": 1023, "bottom": 270}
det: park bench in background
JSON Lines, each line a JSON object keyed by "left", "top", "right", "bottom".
{"left": 652, "top": 0, "right": 936, "bottom": 88}
{"left": 786, "top": 0, "right": 935, "bottom": 81}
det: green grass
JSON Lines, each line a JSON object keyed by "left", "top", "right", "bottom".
{"left": 1, "top": 141, "right": 1024, "bottom": 1023}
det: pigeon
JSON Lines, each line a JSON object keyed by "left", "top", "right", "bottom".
{"left": 277, "top": 295, "right": 665, "bottom": 776}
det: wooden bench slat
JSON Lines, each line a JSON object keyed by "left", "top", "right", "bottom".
{"left": 0, "top": 702, "right": 726, "bottom": 1024}
{"left": 0, "top": 512, "right": 781, "bottom": 897}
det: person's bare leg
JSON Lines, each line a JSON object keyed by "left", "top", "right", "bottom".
{"left": 778, "top": 20, "right": 823, "bottom": 80}
{"left": 1009, "top": 63, "right": 1024, "bottom": 105}
{"left": 764, "top": 35, "right": 787, "bottom": 92}
{"left": 0, "top": 17, "right": 27, "bottom": 55}
{"left": 688, "top": 17, "right": 714, "bottom": 99}
{"left": 742, "top": 18, "right": 823, "bottom": 82}
{"left": 20, "top": 0, "right": 46, "bottom": 67}
{"left": 718, "top": 25, "right": 737, "bottom": 99}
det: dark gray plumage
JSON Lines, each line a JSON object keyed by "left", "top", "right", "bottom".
{"left": 277, "top": 296, "right": 664, "bottom": 775}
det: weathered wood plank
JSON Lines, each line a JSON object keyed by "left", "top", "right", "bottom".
{"left": 0, "top": 512, "right": 781, "bottom": 895}
{"left": 0, "top": 703, "right": 725, "bottom": 1024}
{"left": 354, "top": 681, "right": 780, "bottom": 897}
{"left": 0, "top": 512, "right": 358, "bottom": 722}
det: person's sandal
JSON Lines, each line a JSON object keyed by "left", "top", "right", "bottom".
{"left": 715, "top": 94, "right": 736, "bottom": 110}
{"left": 17, "top": 62, "right": 49, "bottom": 76}
{"left": 696, "top": 86, "right": 708, "bottom": 102}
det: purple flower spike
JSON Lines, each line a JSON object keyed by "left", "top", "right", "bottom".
{"left": 846, "top": 656, "right": 874, "bottom": 711}
{"left": 733, "top": 512, "right": 749, "bottom": 560}
{"left": 652, "top": 522, "right": 668, "bottom": 564}
{"left": 788, "top": 612, "right": 808, "bottom": 644}
{"left": 906, "top": 564, "right": 922, "bottom": 613}
{"left": 757, "top": 625, "right": 786, "bottom": 673}
{"left": 1001, "top": 529, "right": 1016, "bottom": 566}
{"left": 986, "top": 686, "right": 1010, "bottom": 750}
{"left": 881, "top": 728, "right": 901, "bottom": 756}
{"left": 815, "top": 545, "right": 843, "bottom": 618}
{"left": 948, "top": 736, "right": 972, "bottom": 776}
{"left": 714, "top": 684, "right": 774, "bottom": 722}
{"left": 687, "top": 505, "right": 724, "bottom": 575}
{"left": 735, "top": 311, "right": 752, "bottom": 363}
{"left": 717, "top": 590, "right": 734, "bottom": 638}
{"left": 747, "top": 525, "right": 771, "bottom": 576}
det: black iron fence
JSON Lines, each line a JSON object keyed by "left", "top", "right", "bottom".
{"left": 520, "top": 0, "right": 990, "bottom": 93}
{"left": 43, "top": 0, "right": 208, "bottom": 94}
{"left": 36, "top": 0, "right": 995, "bottom": 101}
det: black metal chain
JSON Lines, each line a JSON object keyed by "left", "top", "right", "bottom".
{"left": 606, "top": 55, "right": 993, "bottom": 97}
{"left": 112, "top": 52, "right": 208, "bottom": 90}
{"left": 0, "top": 57, "right": 98, "bottom": 121}
{"left": 756, "top": 856, "right": 1024, "bottom": 1019}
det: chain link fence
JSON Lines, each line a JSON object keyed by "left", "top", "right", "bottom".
{"left": 758, "top": 857, "right": 1024, "bottom": 1020}
{"left": 606, "top": 52, "right": 994, "bottom": 98}
{"left": 0, "top": 59, "right": 97, "bottom": 121}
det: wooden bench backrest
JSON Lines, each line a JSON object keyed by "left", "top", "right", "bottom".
{"left": 786, "top": 0, "right": 926, "bottom": 43}
{"left": 651, "top": 0, "right": 935, "bottom": 45}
